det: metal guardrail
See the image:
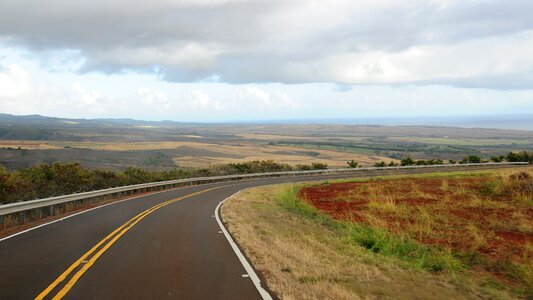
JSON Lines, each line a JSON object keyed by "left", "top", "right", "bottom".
{"left": 0, "top": 162, "right": 528, "bottom": 220}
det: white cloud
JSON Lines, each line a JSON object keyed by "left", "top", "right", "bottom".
{"left": 0, "top": 64, "right": 119, "bottom": 117}
{"left": 84, "top": 42, "right": 221, "bottom": 74}
{"left": 0, "top": 0, "right": 532, "bottom": 88}
{"left": 282, "top": 30, "right": 533, "bottom": 87}
{"left": 137, "top": 87, "right": 171, "bottom": 112}
{"left": 61, "top": 83, "right": 121, "bottom": 116}
{"left": 0, "top": 64, "right": 30, "bottom": 98}
{"left": 232, "top": 86, "right": 298, "bottom": 109}
{"left": 1, "top": 49, "right": 532, "bottom": 123}
{"left": 186, "top": 89, "right": 224, "bottom": 110}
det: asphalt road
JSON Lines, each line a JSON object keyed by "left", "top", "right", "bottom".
{"left": 0, "top": 165, "right": 524, "bottom": 299}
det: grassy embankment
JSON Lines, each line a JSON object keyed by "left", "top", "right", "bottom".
{"left": 221, "top": 167, "right": 532, "bottom": 299}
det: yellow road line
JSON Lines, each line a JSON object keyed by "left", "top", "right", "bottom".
{"left": 36, "top": 186, "right": 222, "bottom": 300}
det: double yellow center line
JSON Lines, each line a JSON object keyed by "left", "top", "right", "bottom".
{"left": 36, "top": 186, "right": 222, "bottom": 300}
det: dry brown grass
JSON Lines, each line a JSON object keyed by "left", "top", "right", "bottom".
{"left": 222, "top": 185, "right": 488, "bottom": 299}
{"left": 0, "top": 140, "right": 60, "bottom": 150}
{"left": 298, "top": 167, "right": 533, "bottom": 297}
{"left": 41, "top": 140, "right": 392, "bottom": 168}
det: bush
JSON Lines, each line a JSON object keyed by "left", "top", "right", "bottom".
{"left": 509, "top": 171, "right": 532, "bottom": 182}
{"left": 347, "top": 160, "right": 358, "bottom": 168}
{"left": 374, "top": 161, "right": 386, "bottom": 167}
{"left": 461, "top": 155, "right": 482, "bottom": 164}
{"left": 311, "top": 162, "right": 328, "bottom": 170}
{"left": 490, "top": 155, "right": 504, "bottom": 163}
{"left": 388, "top": 161, "right": 399, "bottom": 167}
{"left": 507, "top": 151, "right": 532, "bottom": 163}
{"left": 0, "top": 160, "right": 330, "bottom": 204}
{"left": 400, "top": 157, "right": 415, "bottom": 166}
{"left": 426, "top": 159, "right": 444, "bottom": 165}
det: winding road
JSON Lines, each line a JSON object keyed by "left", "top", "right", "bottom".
{"left": 0, "top": 165, "right": 523, "bottom": 299}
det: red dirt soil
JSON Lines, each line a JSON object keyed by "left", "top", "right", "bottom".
{"left": 298, "top": 177, "right": 533, "bottom": 265}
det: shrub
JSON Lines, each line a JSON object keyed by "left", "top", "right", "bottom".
{"left": 509, "top": 172, "right": 532, "bottom": 182}
{"left": 347, "top": 160, "right": 359, "bottom": 168}
{"left": 388, "top": 161, "right": 399, "bottom": 167}
{"left": 490, "top": 155, "right": 504, "bottom": 163}
{"left": 507, "top": 172, "right": 533, "bottom": 195}
{"left": 374, "top": 161, "right": 386, "bottom": 167}
{"left": 0, "top": 160, "right": 299, "bottom": 203}
{"left": 507, "top": 151, "right": 532, "bottom": 163}
{"left": 311, "top": 162, "right": 328, "bottom": 170}
{"left": 461, "top": 155, "right": 482, "bottom": 164}
{"left": 401, "top": 157, "right": 415, "bottom": 166}
{"left": 426, "top": 159, "right": 444, "bottom": 165}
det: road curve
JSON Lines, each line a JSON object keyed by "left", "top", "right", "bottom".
{"left": 0, "top": 166, "right": 524, "bottom": 299}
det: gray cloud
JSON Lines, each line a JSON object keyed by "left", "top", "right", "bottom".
{"left": 0, "top": 0, "right": 532, "bottom": 88}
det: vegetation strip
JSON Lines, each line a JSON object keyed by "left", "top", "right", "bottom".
{"left": 0, "top": 160, "right": 328, "bottom": 204}
{"left": 36, "top": 186, "right": 223, "bottom": 300}
{"left": 2, "top": 150, "right": 530, "bottom": 204}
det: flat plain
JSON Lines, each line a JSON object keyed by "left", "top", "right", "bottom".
{"left": 1, "top": 114, "right": 532, "bottom": 170}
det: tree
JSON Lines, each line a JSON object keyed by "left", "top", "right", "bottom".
{"left": 400, "top": 157, "right": 415, "bottom": 166}
{"left": 311, "top": 162, "right": 328, "bottom": 170}
{"left": 374, "top": 161, "right": 386, "bottom": 167}
{"left": 346, "top": 160, "right": 358, "bottom": 168}
{"left": 295, "top": 164, "right": 312, "bottom": 171}
{"left": 461, "top": 155, "right": 482, "bottom": 164}
{"left": 425, "top": 159, "right": 443, "bottom": 165}
{"left": 0, "top": 165, "right": 16, "bottom": 203}
{"left": 490, "top": 155, "right": 504, "bottom": 163}
{"left": 416, "top": 160, "right": 427, "bottom": 165}
{"left": 506, "top": 151, "right": 530, "bottom": 163}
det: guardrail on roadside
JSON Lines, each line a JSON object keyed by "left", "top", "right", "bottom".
{"left": 0, "top": 162, "right": 528, "bottom": 229}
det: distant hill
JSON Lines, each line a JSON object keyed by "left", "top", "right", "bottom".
{"left": 253, "top": 115, "right": 533, "bottom": 131}
{"left": 0, "top": 113, "right": 192, "bottom": 128}
{"left": 1, "top": 113, "right": 532, "bottom": 131}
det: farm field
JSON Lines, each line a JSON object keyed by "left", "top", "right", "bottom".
{"left": 44, "top": 140, "right": 393, "bottom": 167}
{"left": 221, "top": 167, "right": 533, "bottom": 299}
{"left": 0, "top": 140, "right": 391, "bottom": 170}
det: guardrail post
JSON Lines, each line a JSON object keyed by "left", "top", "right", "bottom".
{"left": 19, "top": 211, "right": 25, "bottom": 225}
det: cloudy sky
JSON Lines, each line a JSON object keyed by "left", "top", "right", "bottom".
{"left": 0, "top": 0, "right": 532, "bottom": 122}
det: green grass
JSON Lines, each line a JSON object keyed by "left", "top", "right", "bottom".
{"left": 274, "top": 185, "right": 465, "bottom": 274}
{"left": 275, "top": 185, "right": 335, "bottom": 227}
{"left": 281, "top": 167, "right": 533, "bottom": 298}
{"left": 392, "top": 137, "right": 533, "bottom": 146}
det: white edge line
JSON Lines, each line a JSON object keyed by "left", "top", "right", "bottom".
{"left": 215, "top": 188, "right": 273, "bottom": 300}
{"left": 0, "top": 195, "right": 140, "bottom": 242}
{"left": 0, "top": 181, "right": 222, "bottom": 243}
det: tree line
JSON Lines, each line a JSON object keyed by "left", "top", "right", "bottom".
{"left": 0, "top": 160, "right": 328, "bottom": 204}
{"left": 350, "top": 151, "right": 533, "bottom": 168}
